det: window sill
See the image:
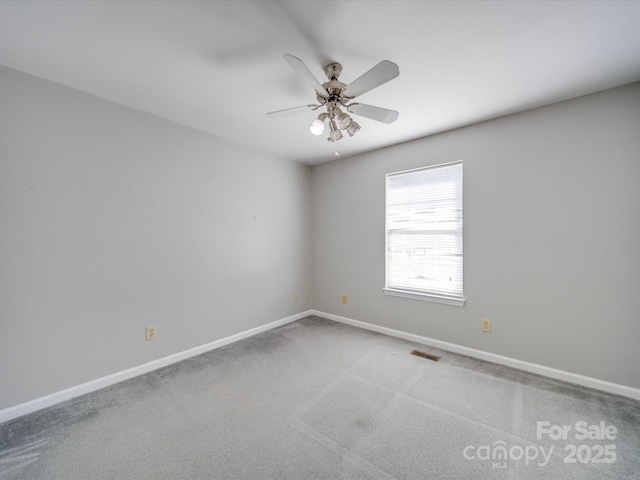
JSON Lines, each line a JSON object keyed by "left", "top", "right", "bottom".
{"left": 383, "top": 288, "right": 466, "bottom": 307}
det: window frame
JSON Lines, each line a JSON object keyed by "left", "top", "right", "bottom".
{"left": 383, "top": 161, "right": 465, "bottom": 307}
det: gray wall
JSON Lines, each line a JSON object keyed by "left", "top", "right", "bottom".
{"left": 2, "top": 64, "right": 639, "bottom": 412}
{"left": 0, "top": 67, "right": 312, "bottom": 410}
{"left": 312, "top": 82, "right": 640, "bottom": 389}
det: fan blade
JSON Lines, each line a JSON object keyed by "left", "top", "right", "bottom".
{"left": 343, "top": 60, "right": 399, "bottom": 98}
{"left": 283, "top": 54, "right": 328, "bottom": 97}
{"left": 265, "top": 104, "right": 318, "bottom": 119}
{"left": 348, "top": 103, "right": 399, "bottom": 124}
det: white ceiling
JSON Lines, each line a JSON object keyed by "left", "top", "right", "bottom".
{"left": 1, "top": 1, "right": 639, "bottom": 165}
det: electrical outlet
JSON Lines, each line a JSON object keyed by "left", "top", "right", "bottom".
{"left": 481, "top": 319, "right": 492, "bottom": 333}
{"left": 294, "top": 292, "right": 299, "bottom": 302}
{"left": 145, "top": 325, "right": 157, "bottom": 341}
{"left": 342, "top": 294, "right": 348, "bottom": 304}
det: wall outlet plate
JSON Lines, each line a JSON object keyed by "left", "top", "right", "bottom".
{"left": 145, "top": 325, "right": 157, "bottom": 341}
{"left": 481, "top": 319, "right": 492, "bottom": 333}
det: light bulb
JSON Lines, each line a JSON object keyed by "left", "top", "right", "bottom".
{"left": 328, "top": 120, "right": 343, "bottom": 142}
{"left": 336, "top": 110, "right": 352, "bottom": 129}
{"left": 346, "top": 120, "right": 361, "bottom": 137}
{"left": 309, "top": 113, "right": 326, "bottom": 136}
{"left": 309, "top": 119, "right": 324, "bottom": 136}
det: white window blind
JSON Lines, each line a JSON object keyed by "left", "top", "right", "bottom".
{"left": 385, "top": 161, "right": 464, "bottom": 304}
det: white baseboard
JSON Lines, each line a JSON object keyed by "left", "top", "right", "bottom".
{"left": 4, "top": 308, "right": 637, "bottom": 424}
{"left": 311, "top": 310, "right": 640, "bottom": 401}
{"left": 0, "top": 310, "right": 313, "bottom": 424}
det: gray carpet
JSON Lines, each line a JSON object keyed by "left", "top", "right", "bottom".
{"left": 1, "top": 316, "right": 639, "bottom": 479}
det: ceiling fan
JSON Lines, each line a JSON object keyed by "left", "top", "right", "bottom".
{"left": 266, "top": 54, "right": 400, "bottom": 142}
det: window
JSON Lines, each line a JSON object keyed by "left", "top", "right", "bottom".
{"left": 384, "top": 161, "right": 464, "bottom": 306}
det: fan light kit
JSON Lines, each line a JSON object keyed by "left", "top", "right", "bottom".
{"left": 266, "top": 54, "right": 400, "bottom": 143}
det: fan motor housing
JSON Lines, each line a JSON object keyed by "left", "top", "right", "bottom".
{"left": 324, "top": 62, "right": 342, "bottom": 80}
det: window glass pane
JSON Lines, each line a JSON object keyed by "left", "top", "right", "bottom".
{"left": 386, "top": 162, "right": 463, "bottom": 299}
